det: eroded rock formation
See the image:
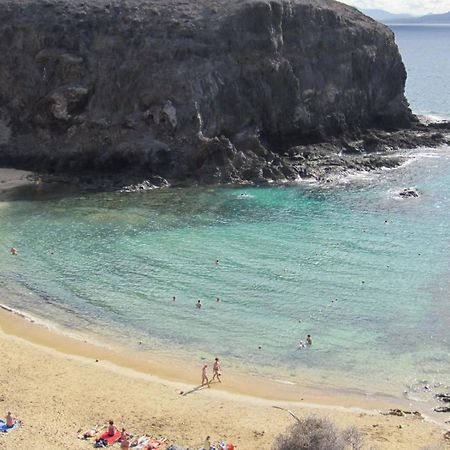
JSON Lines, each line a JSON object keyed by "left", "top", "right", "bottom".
{"left": 0, "top": 0, "right": 421, "bottom": 184}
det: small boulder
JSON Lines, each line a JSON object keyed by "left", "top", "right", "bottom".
{"left": 435, "top": 393, "right": 450, "bottom": 403}
{"left": 434, "top": 406, "right": 450, "bottom": 413}
{"left": 399, "top": 188, "right": 419, "bottom": 198}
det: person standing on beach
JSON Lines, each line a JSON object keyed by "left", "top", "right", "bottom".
{"left": 201, "top": 364, "right": 210, "bottom": 387}
{"left": 212, "top": 357, "right": 222, "bottom": 383}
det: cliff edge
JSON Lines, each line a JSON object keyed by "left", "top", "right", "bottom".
{"left": 0, "top": 0, "right": 417, "bottom": 184}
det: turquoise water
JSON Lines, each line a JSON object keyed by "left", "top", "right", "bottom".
{"left": 1, "top": 25, "right": 450, "bottom": 405}
{"left": 2, "top": 147, "right": 450, "bottom": 399}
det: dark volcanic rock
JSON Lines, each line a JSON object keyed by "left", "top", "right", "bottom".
{"left": 0, "top": 0, "right": 430, "bottom": 185}
{"left": 436, "top": 393, "right": 450, "bottom": 403}
{"left": 399, "top": 188, "right": 419, "bottom": 198}
{"left": 434, "top": 406, "right": 450, "bottom": 413}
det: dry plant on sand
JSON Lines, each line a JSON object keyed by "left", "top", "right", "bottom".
{"left": 272, "top": 416, "right": 364, "bottom": 450}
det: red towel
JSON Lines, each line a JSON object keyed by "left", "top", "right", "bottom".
{"left": 98, "top": 430, "right": 122, "bottom": 444}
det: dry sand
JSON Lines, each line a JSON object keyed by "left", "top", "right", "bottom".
{"left": 0, "top": 308, "right": 449, "bottom": 450}
{"left": 0, "top": 168, "right": 35, "bottom": 197}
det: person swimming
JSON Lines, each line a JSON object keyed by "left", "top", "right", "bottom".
{"left": 306, "top": 334, "right": 312, "bottom": 345}
{"left": 10, "top": 247, "right": 17, "bottom": 256}
{"left": 298, "top": 340, "right": 305, "bottom": 349}
{"left": 196, "top": 300, "right": 202, "bottom": 309}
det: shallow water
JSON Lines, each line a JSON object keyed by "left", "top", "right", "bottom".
{"left": 1, "top": 146, "right": 450, "bottom": 403}
{"left": 1, "top": 24, "right": 450, "bottom": 410}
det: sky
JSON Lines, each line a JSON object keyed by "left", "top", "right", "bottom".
{"left": 342, "top": 0, "right": 450, "bottom": 15}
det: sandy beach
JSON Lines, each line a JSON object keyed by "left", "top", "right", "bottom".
{"left": 0, "top": 168, "right": 35, "bottom": 197}
{"left": 0, "top": 306, "right": 449, "bottom": 450}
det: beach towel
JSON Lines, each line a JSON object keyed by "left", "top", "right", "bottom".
{"left": 0, "top": 419, "right": 21, "bottom": 433}
{"left": 132, "top": 436, "right": 150, "bottom": 449}
{"left": 95, "top": 430, "right": 122, "bottom": 446}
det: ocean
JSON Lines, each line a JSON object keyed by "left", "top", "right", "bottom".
{"left": 1, "top": 24, "right": 449, "bottom": 412}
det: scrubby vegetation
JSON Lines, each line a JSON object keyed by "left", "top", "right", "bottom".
{"left": 272, "top": 416, "right": 364, "bottom": 450}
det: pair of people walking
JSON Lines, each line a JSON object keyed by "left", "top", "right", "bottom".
{"left": 201, "top": 357, "right": 221, "bottom": 388}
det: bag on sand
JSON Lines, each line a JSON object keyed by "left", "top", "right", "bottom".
{"left": 94, "top": 438, "right": 108, "bottom": 448}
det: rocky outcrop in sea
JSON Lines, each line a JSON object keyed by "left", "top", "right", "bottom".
{"left": 0, "top": 0, "right": 449, "bottom": 186}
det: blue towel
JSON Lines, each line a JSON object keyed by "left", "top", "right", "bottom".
{"left": 0, "top": 419, "right": 21, "bottom": 432}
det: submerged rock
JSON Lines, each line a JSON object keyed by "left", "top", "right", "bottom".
{"left": 0, "top": 0, "right": 446, "bottom": 185}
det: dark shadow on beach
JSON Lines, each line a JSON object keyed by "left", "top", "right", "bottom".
{"left": 180, "top": 380, "right": 221, "bottom": 397}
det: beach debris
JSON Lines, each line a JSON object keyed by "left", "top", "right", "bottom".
{"left": 272, "top": 406, "right": 301, "bottom": 423}
{"left": 434, "top": 406, "right": 450, "bottom": 413}
{"left": 380, "top": 409, "right": 423, "bottom": 418}
{"left": 253, "top": 430, "right": 265, "bottom": 438}
{"left": 387, "top": 409, "right": 404, "bottom": 416}
{"left": 399, "top": 187, "right": 419, "bottom": 198}
{"left": 444, "top": 431, "right": 450, "bottom": 440}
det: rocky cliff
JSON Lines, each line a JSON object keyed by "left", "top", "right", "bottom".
{"left": 0, "top": 0, "right": 416, "bottom": 185}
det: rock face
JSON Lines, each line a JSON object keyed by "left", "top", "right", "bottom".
{"left": 0, "top": 0, "right": 414, "bottom": 184}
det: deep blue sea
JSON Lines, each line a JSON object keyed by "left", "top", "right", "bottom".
{"left": 392, "top": 24, "right": 450, "bottom": 118}
{"left": 1, "top": 25, "right": 449, "bottom": 408}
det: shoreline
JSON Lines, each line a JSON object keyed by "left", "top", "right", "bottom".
{"left": 2, "top": 166, "right": 450, "bottom": 448}
{"left": 0, "top": 304, "right": 449, "bottom": 450}
{"left": 0, "top": 303, "right": 403, "bottom": 411}
{"left": 0, "top": 168, "right": 36, "bottom": 197}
